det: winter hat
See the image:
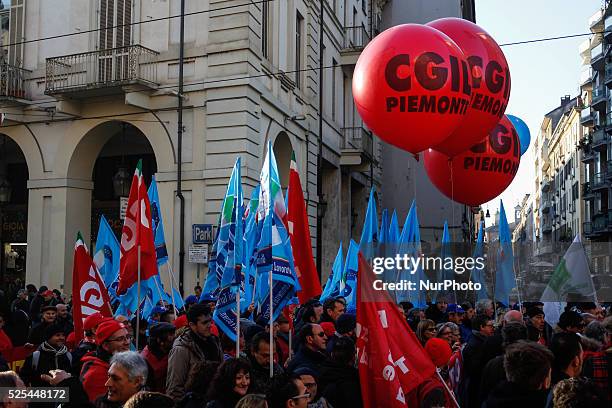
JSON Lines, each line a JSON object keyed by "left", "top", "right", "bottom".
{"left": 41, "top": 305, "right": 57, "bottom": 313}
{"left": 66, "top": 331, "right": 76, "bottom": 350}
{"left": 173, "top": 314, "right": 188, "bottom": 329}
{"left": 149, "top": 322, "right": 176, "bottom": 338}
{"left": 526, "top": 305, "right": 545, "bottom": 318}
{"left": 95, "top": 319, "right": 124, "bottom": 345}
{"left": 44, "top": 324, "right": 66, "bottom": 341}
{"left": 425, "top": 338, "right": 452, "bottom": 368}
{"left": 447, "top": 304, "right": 465, "bottom": 314}
{"left": 336, "top": 313, "right": 356, "bottom": 335}
{"left": 558, "top": 311, "right": 583, "bottom": 330}
{"left": 83, "top": 313, "right": 106, "bottom": 332}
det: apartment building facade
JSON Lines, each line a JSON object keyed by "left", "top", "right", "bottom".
{"left": 0, "top": 0, "right": 389, "bottom": 292}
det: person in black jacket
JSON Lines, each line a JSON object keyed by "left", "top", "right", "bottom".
{"left": 287, "top": 323, "right": 328, "bottom": 376}
{"left": 29, "top": 288, "right": 56, "bottom": 323}
{"left": 247, "top": 331, "right": 284, "bottom": 394}
{"left": 461, "top": 313, "right": 495, "bottom": 408}
{"left": 21, "top": 323, "right": 72, "bottom": 389}
{"left": 28, "top": 305, "right": 57, "bottom": 345}
{"left": 206, "top": 357, "right": 253, "bottom": 408}
{"left": 484, "top": 341, "right": 553, "bottom": 408}
{"left": 319, "top": 336, "right": 362, "bottom": 408}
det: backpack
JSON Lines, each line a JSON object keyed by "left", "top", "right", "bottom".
{"left": 31, "top": 350, "right": 72, "bottom": 372}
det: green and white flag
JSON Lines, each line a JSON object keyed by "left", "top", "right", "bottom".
{"left": 541, "top": 234, "right": 596, "bottom": 326}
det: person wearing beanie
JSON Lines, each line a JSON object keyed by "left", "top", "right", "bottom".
{"left": 326, "top": 313, "right": 356, "bottom": 354}
{"left": 27, "top": 305, "right": 58, "bottom": 345}
{"left": 425, "top": 337, "right": 453, "bottom": 368}
{"left": 71, "top": 313, "right": 110, "bottom": 376}
{"left": 20, "top": 323, "right": 71, "bottom": 389}
{"left": 79, "top": 319, "right": 131, "bottom": 402}
{"left": 526, "top": 305, "right": 550, "bottom": 346}
{"left": 141, "top": 322, "right": 176, "bottom": 393}
{"left": 29, "top": 288, "right": 57, "bottom": 323}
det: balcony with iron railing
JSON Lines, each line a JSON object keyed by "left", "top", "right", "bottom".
{"left": 0, "top": 63, "right": 30, "bottom": 104}
{"left": 581, "top": 107, "right": 594, "bottom": 126}
{"left": 340, "top": 26, "right": 372, "bottom": 67}
{"left": 591, "top": 209, "right": 612, "bottom": 232}
{"left": 593, "top": 171, "right": 608, "bottom": 190}
{"left": 45, "top": 45, "right": 158, "bottom": 96}
{"left": 581, "top": 140, "right": 594, "bottom": 162}
{"left": 340, "top": 126, "right": 374, "bottom": 167}
{"left": 592, "top": 128, "right": 608, "bottom": 150}
{"left": 592, "top": 85, "right": 607, "bottom": 111}
{"left": 591, "top": 42, "right": 606, "bottom": 70}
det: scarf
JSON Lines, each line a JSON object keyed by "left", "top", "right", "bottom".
{"left": 41, "top": 341, "right": 69, "bottom": 369}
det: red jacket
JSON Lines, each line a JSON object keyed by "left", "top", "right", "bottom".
{"left": 141, "top": 346, "right": 168, "bottom": 393}
{"left": 0, "top": 329, "right": 13, "bottom": 353}
{"left": 79, "top": 352, "right": 110, "bottom": 402}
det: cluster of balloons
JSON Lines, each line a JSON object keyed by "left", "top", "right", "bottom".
{"left": 352, "top": 18, "right": 530, "bottom": 205}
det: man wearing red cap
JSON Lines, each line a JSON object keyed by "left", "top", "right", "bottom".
{"left": 79, "top": 319, "right": 131, "bottom": 402}
{"left": 71, "top": 313, "right": 107, "bottom": 375}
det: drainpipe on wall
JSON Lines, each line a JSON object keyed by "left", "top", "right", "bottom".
{"left": 177, "top": 0, "right": 186, "bottom": 295}
{"left": 316, "top": 0, "right": 324, "bottom": 276}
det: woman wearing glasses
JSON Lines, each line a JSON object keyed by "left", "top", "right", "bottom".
{"left": 416, "top": 319, "right": 436, "bottom": 347}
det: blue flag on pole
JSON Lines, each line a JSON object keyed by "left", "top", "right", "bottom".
{"left": 242, "top": 186, "right": 261, "bottom": 312}
{"left": 471, "top": 221, "right": 489, "bottom": 300}
{"left": 495, "top": 201, "right": 516, "bottom": 306}
{"left": 359, "top": 188, "right": 378, "bottom": 260}
{"left": 321, "top": 243, "right": 343, "bottom": 302}
{"left": 434, "top": 221, "right": 455, "bottom": 303}
{"left": 256, "top": 143, "right": 300, "bottom": 322}
{"left": 389, "top": 210, "right": 400, "bottom": 243}
{"left": 93, "top": 215, "right": 120, "bottom": 300}
{"left": 379, "top": 209, "right": 389, "bottom": 245}
{"left": 396, "top": 201, "right": 426, "bottom": 306}
{"left": 341, "top": 240, "right": 359, "bottom": 313}
{"left": 213, "top": 158, "right": 245, "bottom": 341}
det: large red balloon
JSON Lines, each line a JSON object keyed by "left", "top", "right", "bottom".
{"left": 424, "top": 115, "right": 520, "bottom": 206}
{"left": 352, "top": 24, "right": 472, "bottom": 154}
{"left": 427, "top": 18, "right": 511, "bottom": 157}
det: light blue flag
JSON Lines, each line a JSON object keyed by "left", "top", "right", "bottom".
{"left": 434, "top": 221, "right": 455, "bottom": 303}
{"left": 359, "top": 188, "right": 379, "bottom": 260}
{"left": 399, "top": 200, "right": 416, "bottom": 244}
{"left": 256, "top": 143, "right": 301, "bottom": 322}
{"left": 93, "top": 215, "right": 120, "bottom": 300}
{"left": 396, "top": 201, "right": 426, "bottom": 307}
{"left": 379, "top": 209, "right": 389, "bottom": 245}
{"left": 321, "top": 243, "right": 343, "bottom": 302}
{"left": 242, "top": 186, "right": 261, "bottom": 313}
{"left": 202, "top": 211, "right": 223, "bottom": 299}
{"left": 389, "top": 210, "right": 400, "bottom": 243}
{"left": 471, "top": 222, "right": 489, "bottom": 300}
{"left": 341, "top": 240, "right": 359, "bottom": 313}
{"left": 495, "top": 201, "right": 516, "bottom": 306}
{"left": 213, "top": 158, "right": 245, "bottom": 342}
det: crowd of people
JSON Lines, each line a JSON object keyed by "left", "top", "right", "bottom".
{"left": 0, "top": 284, "right": 610, "bottom": 407}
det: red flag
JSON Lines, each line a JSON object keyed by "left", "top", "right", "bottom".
{"left": 72, "top": 233, "right": 113, "bottom": 343}
{"left": 116, "top": 160, "right": 157, "bottom": 294}
{"left": 287, "top": 152, "right": 321, "bottom": 303}
{"left": 356, "top": 253, "right": 436, "bottom": 407}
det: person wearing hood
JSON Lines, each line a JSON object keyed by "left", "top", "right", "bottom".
{"left": 484, "top": 341, "right": 553, "bottom": 408}
{"left": 166, "top": 303, "right": 223, "bottom": 401}
{"left": 318, "top": 336, "right": 362, "bottom": 408}
{"left": 80, "top": 319, "right": 132, "bottom": 402}
{"left": 141, "top": 322, "right": 175, "bottom": 393}
{"left": 287, "top": 323, "right": 328, "bottom": 376}
{"left": 20, "top": 323, "right": 72, "bottom": 387}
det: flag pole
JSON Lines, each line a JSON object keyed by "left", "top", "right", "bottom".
{"left": 288, "top": 328, "right": 293, "bottom": 360}
{"left": 236, "top": 288, "right": 241, "bottom": 357}
{"left": 269, "top": 269, "right": 273, "bottom": 378}
{"left": 136, "top": 244, "right": 141, "bottom": 351}
{"left": 165, "top": 262, "right": 179, "bottom": 315}
{"left": 436, "top": 368, "right": 460, "bottom": 408}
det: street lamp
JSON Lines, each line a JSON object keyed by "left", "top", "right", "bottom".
{"left": 113, "top": 165, "right": 131, "bottom": 198}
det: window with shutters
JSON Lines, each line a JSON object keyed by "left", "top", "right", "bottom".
{"left": 0, "top": 0, "right": 25, "bottom": 67}
{"left": 295, "top": 11, "right": 303, "bottom": 89}
{"left": 262, "top": 0, "right": 272, "bottom": 60}
{"left": 98, "top": 0, "right": 133, "bottom": 83}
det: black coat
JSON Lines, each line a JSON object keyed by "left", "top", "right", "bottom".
{"left": 286, "top": 346, "right": 328, "bottom": 376}
{"left": 248, "top": 354, "right": 284, "bottom": 394}
{"left": 461, "top": 331, "right": 489, "bottom": 408}
{"left": 28, "top": 321, "right": 52, "bottom": 345}
{"left": 479, "top": 355, "right": 506, "bottom": 404}
{"left": 483, "top": 381, "right": 549, "bottom": 408}
{"left": 319, "top": 360, "right": 362, "bottom": 408}
{"left": 20, "top": 345, "right": 72, "bottom": 387}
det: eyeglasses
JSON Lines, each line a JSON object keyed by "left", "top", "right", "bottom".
{"left": 314, "top": 332, "right": 326, "bottom": 338}
{"left": 106, "top": 335, "right": 133, "bottom": 343}
{"left": 291, "top": 393, "right": 311, "bottom": 400}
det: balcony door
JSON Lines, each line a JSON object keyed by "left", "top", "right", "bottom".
{"left": 97, "top": 0, "right": 133, "bottom": 84}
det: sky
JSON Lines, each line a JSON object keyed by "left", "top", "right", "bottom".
{"left": 476, "top": 0, "right": 604, "bottom": 223}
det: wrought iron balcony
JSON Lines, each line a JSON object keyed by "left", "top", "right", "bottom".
{"left": 342, "top": 126, "right": 374, "bottom": 158}
{"left": 592, "top": 172, "right": 608, "bottom": 190}
{"left": 342, "top": 26, "right": 371, "bottom": 51}
{"left": 592, "top": 128, "right": 608, "bottom": 150}
{"left": 45, "top": 45, "right": 158, "bottom": 96}
{"left": 0, "top": 62, "right": 30, "bottom": 102}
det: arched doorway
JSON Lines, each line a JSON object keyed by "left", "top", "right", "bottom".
{"left": 91, "top": 122, "right": 157, "bottom": 243}
{"left": 0, "top": 135, "right": 28, "bottom": 293}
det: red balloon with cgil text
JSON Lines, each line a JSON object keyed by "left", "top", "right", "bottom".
{"left": 423, "top": 115, "right": 520, "bottom": 206}
{"left": 352, "top": 24, "right": 473, "bottom": 154}
{"left": 427, "top": 18, "right": 511, "bottom": 157}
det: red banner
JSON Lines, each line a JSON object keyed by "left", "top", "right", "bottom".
{"left": 117, "top": 160, "right": 157, "bottom": 294}
{"left": 72, "top": 235, "right": 113, "bottom": 343}
{"left": 356, "top": 253, "right": 436, "bottom": 407}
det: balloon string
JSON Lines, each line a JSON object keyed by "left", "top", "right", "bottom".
{"left": 450, "top": 159, "right": 455, "bottom": 235}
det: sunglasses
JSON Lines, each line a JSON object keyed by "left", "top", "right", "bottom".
{"left": 314, "top": 332, "right": 326, "bottom": 338}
